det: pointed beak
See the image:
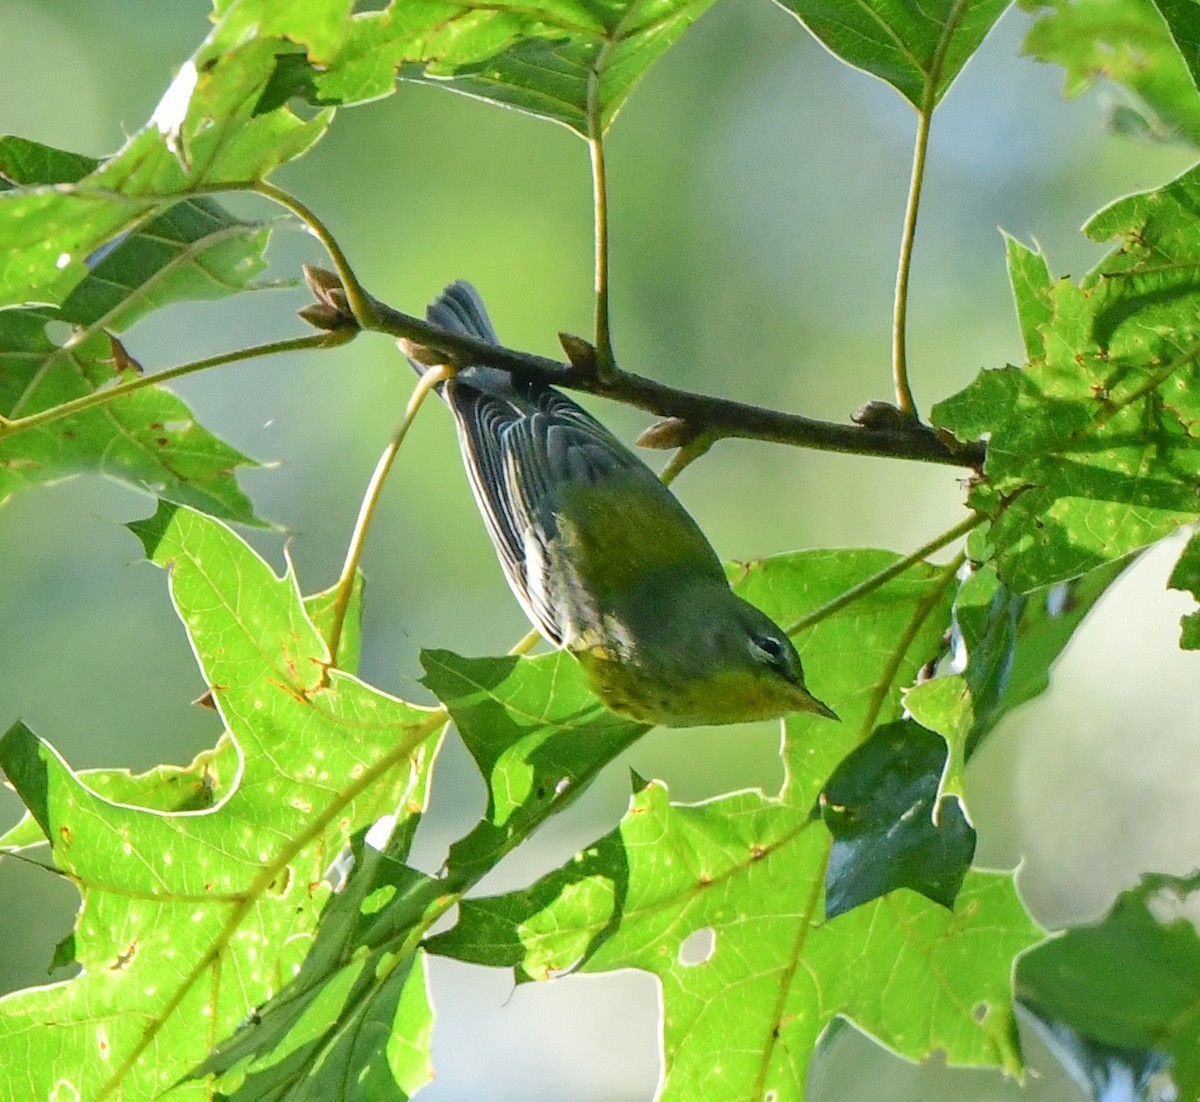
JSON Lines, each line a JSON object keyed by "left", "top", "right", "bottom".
{"left": 788, "top": 685, "right": 840, "bottom": 722}
{"left": 813, "top": 698, "right": 840, "bottom": 722}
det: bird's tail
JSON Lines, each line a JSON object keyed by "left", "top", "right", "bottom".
{"left": 404, "top": 280, "right": 521, "bottom": 402}
{"left": 425, "top": 281, "right": 499, "bottom": 346}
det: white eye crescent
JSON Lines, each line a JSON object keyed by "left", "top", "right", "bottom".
{"left": 750, "top": 634, "right": 788, "bottom": 667}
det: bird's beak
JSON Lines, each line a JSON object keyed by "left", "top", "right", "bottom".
{"left": 789, "top": 685, "right": 840, "bottom": 722}
{"left": 813, "top": 698, "right": 840, "bottom": 722}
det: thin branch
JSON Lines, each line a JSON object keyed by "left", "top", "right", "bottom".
{"left": 892, "top": 0, "right": 969, "bottom": 419}
{"left": 0, "top": 332, "right": 343, "bottom": 440}
{"left": 323, "top": 364, "right": 454, "bottom": 670}
{"left": 254, "top": 181, "right": 380, "bottom": 329}
{"left": 786, "top": 511, "right": 980, "bottom": 635}
{"left": 364, "top": 296, "right": 985, "bottom": 469}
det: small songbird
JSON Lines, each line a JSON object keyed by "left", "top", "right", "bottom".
{"left": 404, "top": 282, "right": 837, "bottom": 727}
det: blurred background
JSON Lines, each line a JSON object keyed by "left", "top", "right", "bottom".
{"left": 1, "top": 1, "right": 1197, "bottom": 1098}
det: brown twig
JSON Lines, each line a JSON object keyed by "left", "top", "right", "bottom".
{"left": 361, "top": 294, "right": 985, "bottom": 470}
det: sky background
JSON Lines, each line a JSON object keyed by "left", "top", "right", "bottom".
{"left": 1, "top": 1, "right": 1197, "bottom": 1098}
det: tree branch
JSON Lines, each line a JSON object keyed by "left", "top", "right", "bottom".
{"left": 361, "top": 294, "right": 985, "bottom": 470}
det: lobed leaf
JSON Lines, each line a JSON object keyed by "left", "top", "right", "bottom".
{"left": 0, "top": 136, "right": 274, "bottom": 523}
{"left": 0, "top": 577, "right": 362, "bottom": 853}
{"left": 221, "top": 0, "right": 721, "bottom": 137}
{"left": 934, "top": 197, "right": 1200, "bottom": 592}
{"left": 0, "top": 504, "right": 443, "bottom": 1101}
{"left": 429, "top": 549, "right": 1039, "bottom": 1098}
{"left": 0, "top": 38, "right": 330, "bottom": 311}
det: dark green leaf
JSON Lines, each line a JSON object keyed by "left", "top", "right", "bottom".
{"left": 1018, "top": 871, "right": 1200, "bottom": 1099}
{"left": 820, "top": 720, "right": 974, "bottom": 918}
{"left": 0, "top": 134, "right": 97, "bottom": 189}
{"left": 774, "top": 0, "right": 1010, "bottom": 109}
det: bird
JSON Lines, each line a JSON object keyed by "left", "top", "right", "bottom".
{"left": 403, "top": 281, "right": 837, "bottom": 727}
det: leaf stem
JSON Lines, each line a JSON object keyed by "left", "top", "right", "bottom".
{"left": 253, "top": 180, "right": 380, "bottom": 329}
{"left": 859, "top": 550, "right": 964, "bottom": 738}
{"left": 892, "top": 0, "right": 968, "bottom": 419}
{"left": 0, "top": 332, "right": 341, "bottom": 440}
{"left": 324, "top": 364, "right": 454, "bottom": 669}
{"left": 892, "top": 111, "right": 928, "bottom": 418}
{"left": 786, "top": 511, "right": 980, "bottom": 636}
{"left": 588, "top": 134, "right": 614, "bottom": 380}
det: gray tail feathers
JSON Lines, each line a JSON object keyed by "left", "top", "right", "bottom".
{"left": 426, "top": 281, "right": 499, "bottom": 345}
{"left": 406, "top": 281, "right": 518, "bottom": 397}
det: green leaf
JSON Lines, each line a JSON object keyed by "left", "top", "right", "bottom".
{"left": 1152, "top": 0, "right": 1200, "bottom": 114}
{"left": 0, "top": 137, "right": 277, "bottom": 523}
{"left": 0, "top": 135, "right": 97, "bottom": 189}
{"left": 934, "top": 206, "right": 1200, "bottom": 591}
{"left": 421, "top": 648, "right": 649, "bottom": 878}
{"left": 193, "top": 826, "right": 438, "bottom": 1101}
{"left": 0, "top": 503, "right": 443, "bottom": 1100}
{"left": 1023, "top": 0, "right": 1200, "bottom": 146}
{"left": 0, "top": 37, "right": 330, "bottom": 310}
{"left": 429, "top": 549, "right": 1039, "bottom": 1096}
{"left": 193, "top": 644, "right": 645, "bottom": 1096}
{"left": 773, "top": 0, "right": 1010, "bottom": 109}
{"left": 1018, "top": 870, "right": 1200, "bottom": 1099}
{"left": 820, "top": 720, "right": 974, "bottom": 918}
{"left": 0, "top": 579, "right": 362, "bottom": 853}
{"left": 906, "top": 556, "right": 1133, "bottom": 781}
{"left": 432, "top": 779, "right": 1039, "bottom": 1100}
{"left": 290, "top": 0, "right": 720, "bottom": 137}
{"left": 1168, "top": 530, "right": 1200, "bottom": 647}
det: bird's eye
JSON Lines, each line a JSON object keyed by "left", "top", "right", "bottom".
{"left": 750, "top": 634, "right": 790, "bottom": 670}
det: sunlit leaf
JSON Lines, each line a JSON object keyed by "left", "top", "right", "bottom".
{"left": 0, "top": 504, "right": 441, "bottom": 1100}
{"left": 934, "top": 204, "right": 1200, "bottom": 591}
{"left": 429, "top": 549, "right": 1038, "bottom": 1098}
{"left": 252, "top": 0, "right": 720, "bottom": 137}
{"left": 0, "top": 39, "right": 330, "bottom": 310}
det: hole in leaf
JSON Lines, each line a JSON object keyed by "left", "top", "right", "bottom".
{"left": 44, "top": 319, "right": 73, "bottom": 347}
{"left": 972, "top": 1002, "right": 988, "bottom": 1023}
{"left": 677, "top": 926, "right": 715, "bottom": 966}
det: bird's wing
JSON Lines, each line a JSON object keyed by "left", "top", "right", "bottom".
{"left": 447, "top": 381, "right": 644, "bottom": 645}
